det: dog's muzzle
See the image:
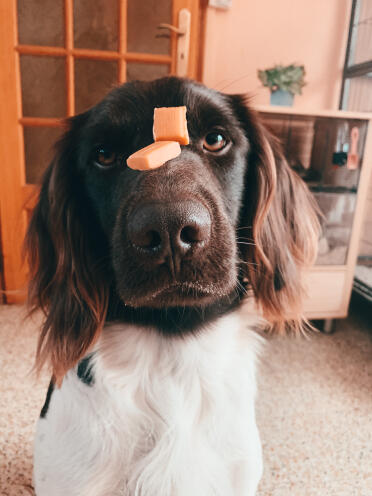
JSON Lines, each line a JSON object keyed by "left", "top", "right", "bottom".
{"left": 127, "top": 200, "right": 211, "bottom": 277}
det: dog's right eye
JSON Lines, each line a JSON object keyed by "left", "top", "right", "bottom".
{"left": 94, "top": 147, "right": 117, "bottom": 168}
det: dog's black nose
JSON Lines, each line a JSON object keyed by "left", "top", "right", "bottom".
{"left": 128, "top": 201, "right": 211, "bottom": 268}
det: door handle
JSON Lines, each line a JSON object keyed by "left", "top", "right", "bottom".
{"left": 156, "top": 8, "right": 191, "bottom": 78}
{"left": 157, "top": 23, "right": 186, "bottom": 36}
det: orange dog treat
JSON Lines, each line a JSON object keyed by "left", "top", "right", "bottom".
{"left": 127, "top": 141, "right": 181, "bottom": 170}
{"left": 153, "top": 106, "right": 189, "bottom": 145}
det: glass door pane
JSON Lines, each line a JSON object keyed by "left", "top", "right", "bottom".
{"left": 127, "top": 0, "right": 172, "bottom": 81}
{"left": 127, "top": 63, "right": 169, "bottom": 82}
{"left": 347, "top": 0, "right": 372, "bottom": 66}
{"left": 342, "top": 73, "right": 372, "bottom": 112}
{"left": 127, "top": 0, "right": 172, "bottom": 55}
{"left": 74, "top": 0, "right": 119, "bottom": 51}
{"left": 260, "top": 113, "right": 369, "bottom": 266}
{"left": 75, "top": 59, "right": 118, "bottom": 113}
{"left": 17, "top": 0, "right": 64, "bottom": 47}
{"left": 23, "top": 127, "right": 64, "bottom": 184}
{"left": 20, "top": 55, "right": 66, "bottom": 118}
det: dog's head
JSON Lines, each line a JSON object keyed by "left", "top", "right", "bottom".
{"left": 25, "top": 77, "right": 319, "bottom": 379}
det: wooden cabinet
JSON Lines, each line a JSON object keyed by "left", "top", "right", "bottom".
{"left": 257, "top": 106, "right": 372, "bottom": 319}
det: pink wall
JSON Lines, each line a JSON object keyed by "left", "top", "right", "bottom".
{"left": 202, "top": 0, "right": 352, "bottom": 110}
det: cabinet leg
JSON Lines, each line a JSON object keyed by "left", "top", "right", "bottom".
{"left": 323, "top": 319, "right": 334, "bottom": 334}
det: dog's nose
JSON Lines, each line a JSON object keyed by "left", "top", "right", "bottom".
{"left": 128, "top": 201, "right": 211, "bottom": 266}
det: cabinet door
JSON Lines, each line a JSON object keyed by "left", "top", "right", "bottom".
{"left": 259, "top": 109, "right": 372, "bottom": 318}
{"left": 0, "top": 0, "right": 202, "bottom": 302}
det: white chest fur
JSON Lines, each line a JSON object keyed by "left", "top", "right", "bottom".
{"left": 33, "top": 311, "right": 263, "bottom": 496}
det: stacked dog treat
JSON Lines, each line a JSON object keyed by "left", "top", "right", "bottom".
{"left": 127, "top": 106, "right": 189, "bottom": 170}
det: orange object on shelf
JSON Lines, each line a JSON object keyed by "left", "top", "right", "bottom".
{"left": 153, "top": 106, "right": 189, "bottom": 145}
{"left": 127, "top": 141, "right": 181, "bottom": 170}
{"left": 346, "top": 127, "right": 360, "bottom": 170}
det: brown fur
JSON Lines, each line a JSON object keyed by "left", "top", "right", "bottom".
{"left": 24, "top": 78, "right": 320, "bottom": 381}
{"left": 232, "top": 98, "right": 320, "bottom": 329}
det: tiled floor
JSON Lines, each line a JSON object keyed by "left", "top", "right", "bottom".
{"left": 0, "top": 296, "right": 371, "bottom": 495}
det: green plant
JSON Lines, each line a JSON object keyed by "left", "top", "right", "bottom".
{"left": 258, "top": 64, "right": 306, "bottom": 95}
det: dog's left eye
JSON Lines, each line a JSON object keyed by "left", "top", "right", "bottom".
{"left": 94, "top": 147, "right": 117, "bottom": 168}
{"left": 203, "top": 132, "right": 228, "bottom": 152}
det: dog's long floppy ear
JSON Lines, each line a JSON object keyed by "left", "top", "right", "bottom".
{"left": 230, "top": 95, "right": 320, "bottom": 330}
{"left": 24, "top": 114, "right": 109, "bottom": 383}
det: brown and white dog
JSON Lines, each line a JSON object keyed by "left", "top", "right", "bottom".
{"left": 26, "top": 77, "right": 319, "bottom": 496}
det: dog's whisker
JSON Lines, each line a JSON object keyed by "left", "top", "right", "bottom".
{"left": 236, "top": 241, "right": 256, "bottom": 247}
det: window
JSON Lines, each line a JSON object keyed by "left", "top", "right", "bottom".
{"left": 340, "top": 0, "right": 372, "bottom": 111}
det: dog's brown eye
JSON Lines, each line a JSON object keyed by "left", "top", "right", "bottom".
{"left": 95, "top": 147, "right": 116, "bottom": 167}
{"left": 203, "top": 132, "right": 227, "bottom": 152}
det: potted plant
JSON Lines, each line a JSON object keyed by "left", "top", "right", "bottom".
{"left": 258, "top": 64, "right": 306, "bottom": 106}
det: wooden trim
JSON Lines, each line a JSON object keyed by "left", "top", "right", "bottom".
{"left": 0, "top": 224, "right": 6, "bottom": 303}
{"left": 196, "top": 0, "right": 208, "bottom": 82}
{"left": 118, "top": 0, "right": 127, "bottom": 83}
{"left": 304, "top": 265, "right": 349, "bottom": 273}
{"left": 125, "top": 52, "right": 172, "bottom": 64}
{"left": 65, "top": 0, "right": 75, "bottom": 116}
{"left": 74, "top": 48, "right": 122, "bottom": 61}
{"left": 256, "top": 105, "right": 372, "bottom": 120}
{"left": 16, "top": 44, "right": 67, "bottom": 57}
{"left": 187, "top": 0, "right": 201, "bottom": 79}
{"left": 188, "top": 0, "right": 201, "bottom": 79}
{"left": 16, "top": 45, "right": 121, "bottom": 60}
{"left": 171, "top": 0, "right": 201, "bottom": 79}
{"left": 305, "top": 310, "right": 348, "bottom": 320}
{"left": 303, "top": 268, "right": 347, "bottom": 317}
{"left": 20, "top": 117, "right": 64, "bottom": 127}
{"left": 0, "top": 0, "right": 28, "bottom": 302}
{"left": 342, "top": 118, "right": 372, "bottom": 311}
{"left": 339, "top": 0, "right": 357, "bottom": 109}
{"left": 170, "top": 0, "right": 178, "bottom": 75}
{"left": 16, "top": 44, "right": 172, "bottom": 65}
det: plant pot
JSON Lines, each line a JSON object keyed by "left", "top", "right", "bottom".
{"left": 270, "top": 89, "right": 294, "bottom": 106}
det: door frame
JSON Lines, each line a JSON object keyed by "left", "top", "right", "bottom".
{"left": 0, "top": 0, "right": 207, "bottom": 303}
{"left": 0, "top": 0, "right": 28, "bottom": 303}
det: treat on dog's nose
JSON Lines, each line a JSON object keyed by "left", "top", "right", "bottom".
{"left": 127, "top": 140, "right": 181, "bottom": 170}
{"left": 153, "top": 106, "right": 189, "bottom": 145}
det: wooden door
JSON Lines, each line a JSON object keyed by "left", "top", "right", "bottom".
{"left": 0, "top": 0, "right": 203, "bottom": 303}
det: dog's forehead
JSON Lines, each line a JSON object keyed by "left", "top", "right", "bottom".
{"left": 97, "top": 78, "right": 235, "bottom": 125}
